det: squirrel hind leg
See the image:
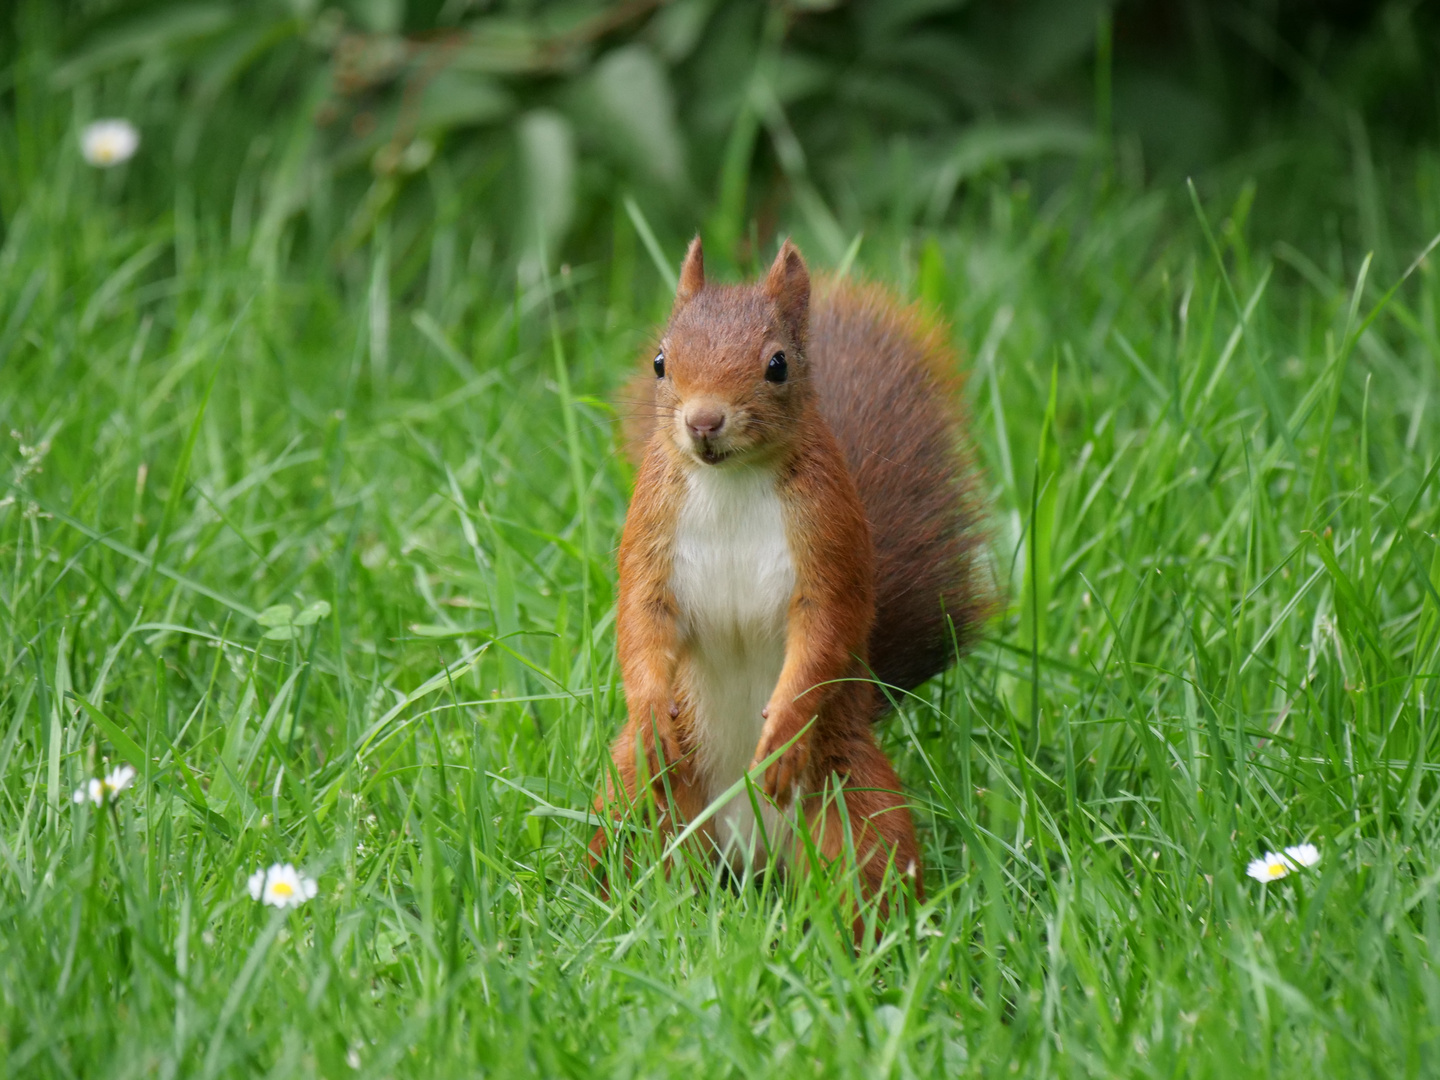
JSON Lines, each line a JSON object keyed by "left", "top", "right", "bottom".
{"left": 795, "top": 738, "right": 923, "bottom": 941}
{"left": 589, "top": 721, "right": 709, "bottom": 882}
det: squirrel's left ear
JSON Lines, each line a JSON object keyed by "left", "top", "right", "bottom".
{"left": 763, "top": 239, "right": 810, "bottom": 348}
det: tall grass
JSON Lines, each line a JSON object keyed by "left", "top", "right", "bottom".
{"left": 5, "top": 23, "right": 1440, "bottom": 1080}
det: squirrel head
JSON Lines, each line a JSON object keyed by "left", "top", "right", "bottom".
{"left": 653, "top": 237, "right": 811, "bottom": 467}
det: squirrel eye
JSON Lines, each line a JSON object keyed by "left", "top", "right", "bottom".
{"left": 653, "top": 351, "right": 665, "bottom": 378}
{"left": 765, "top": 351, "right": 787, "bottom": 383}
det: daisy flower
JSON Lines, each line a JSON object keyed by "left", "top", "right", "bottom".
{"left": 73, "top": 764, "right": 137, "bottom": 805}
{"left": 80, "top": 119, "right": 140, "bottom": 167}
{"left": 1246, "top": 851, "right": 1292, "bottom": 882}
{"left": 1246, "top": 843, "right": 1322, "bottom": 883}
{"left": 247, "top": 863, "right": 319, "bottom": 909}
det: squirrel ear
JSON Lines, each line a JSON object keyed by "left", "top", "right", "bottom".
{"left": 763, "top": 239, "right": 810, "bottom": 345}
{"left": 676, "top": 236, "right": 705, "bottom": 305}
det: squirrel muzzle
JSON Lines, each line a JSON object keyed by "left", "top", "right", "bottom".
{"left": 680, "top": 400, "right": 732, "bottom": 464}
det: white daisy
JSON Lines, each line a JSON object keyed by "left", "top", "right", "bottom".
{"left": 80, "top": 119, "right": 140, "bottom": 167}
{"left": 1284, "top": 843, "right": 1321, "bottom": 868}
{"left": 72, "top": 764, "right": 137, "bottom": 805}
{"left": 1246, "top": 851, "right": 1293, "bottom": 882}
{"left": 247, "top": 863, "right": 319, "bottom": 908}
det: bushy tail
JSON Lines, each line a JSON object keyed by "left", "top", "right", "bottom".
{"left": 809, "top": 280, "right": 991, "bottom": 697}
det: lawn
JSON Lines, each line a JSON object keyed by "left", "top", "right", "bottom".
{"left": 4, "top": 10, "right": 1440, "bottom": 1079}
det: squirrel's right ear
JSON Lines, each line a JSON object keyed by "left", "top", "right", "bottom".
{"left": 763, "top": 238, "right": 810, "bottom": 347}
{"left": 676, "top": 236, "right": 705, "bottom": 305}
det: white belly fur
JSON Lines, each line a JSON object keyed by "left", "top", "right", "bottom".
{"left": 671, "top": 463, "right": 798, "bottom": 871}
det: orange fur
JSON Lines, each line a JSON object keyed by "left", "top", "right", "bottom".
{"left": 594, "top": 238, "right": 988, "bottom": 924}
{"left": 620, "top": 276, "right": 990, "bottom": 693}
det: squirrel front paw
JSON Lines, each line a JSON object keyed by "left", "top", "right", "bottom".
{"left": 751, "top": 714, "right": 810, "bottom": 806}
{"left": 641, "top": 703, "right": 693, "bottom": 788}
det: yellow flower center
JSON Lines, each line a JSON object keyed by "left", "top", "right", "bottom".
{"left": 272, "top": 881, "right": 295, "bottom": 897}
{"left": 1266, "top": 863, "right": 1286, "bottom": 879}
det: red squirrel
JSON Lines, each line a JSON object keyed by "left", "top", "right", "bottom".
{"left": 591, "top": 237, "right": 988, "bottom": 914}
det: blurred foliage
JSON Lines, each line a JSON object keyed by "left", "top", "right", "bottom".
{"left": 1, "top": 0, "right": 1436, "bottom": 282}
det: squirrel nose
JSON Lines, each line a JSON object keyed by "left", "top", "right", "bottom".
{"left": 686, "top": 407, "right": 726, "bottom": 440}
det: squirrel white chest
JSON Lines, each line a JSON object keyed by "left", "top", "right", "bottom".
{"left": 670, "top": 464, "right": 797, "bottom": 867}
{"left": 671, "top": 465, "right": 795, "bottom": 639}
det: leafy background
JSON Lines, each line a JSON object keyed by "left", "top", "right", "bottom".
{"left": 8, "top": 0, "right": 1438, "bottom": 276}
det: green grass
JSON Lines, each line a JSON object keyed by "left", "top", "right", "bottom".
{"left": 5, "top": 92, "right": 1440, "bottom": 1079}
